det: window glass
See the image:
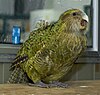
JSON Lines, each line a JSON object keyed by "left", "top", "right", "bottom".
{"left": 0, "top": 0, "right": 92, "bottom": 45}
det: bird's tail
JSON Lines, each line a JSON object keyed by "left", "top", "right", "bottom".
{"left": 8, "top": 66, "right": 29, "bottom": 84}
{"left": 10, "top": 55, "right": 28, "bottom": 71}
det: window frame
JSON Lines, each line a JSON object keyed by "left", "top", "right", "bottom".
{"left": 76, "top": 0, "right": 100, "bottom": 63}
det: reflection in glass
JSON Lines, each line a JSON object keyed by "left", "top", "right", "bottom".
{"left": 0, "top": 0, "right": 92, "bottom": 46}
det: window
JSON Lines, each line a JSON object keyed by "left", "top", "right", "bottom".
{"left": 0, "top": 0, "right": 100, "bottom": 63}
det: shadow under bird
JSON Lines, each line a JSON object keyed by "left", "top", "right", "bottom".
{"left": 8, "top": 9, "right": 89, "bottom": 88}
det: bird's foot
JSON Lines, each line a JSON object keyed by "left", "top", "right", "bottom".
{"left": 35, "top": 20, "right": 49, "bottom": 29}
{"left": 28, "top": 81, "right": 69, "bottom": 88}
{"left": 28, "top": 81, "right": 50, "bottom": 88}
{"left": 49, "top": 81, "right": 69, "bottom": 88}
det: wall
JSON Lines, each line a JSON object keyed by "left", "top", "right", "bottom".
{"left": 0, "top": 63, "right": 11, "bottom": 83}
{"left": 0, "top": 62, "right": 100, "bottom": 83}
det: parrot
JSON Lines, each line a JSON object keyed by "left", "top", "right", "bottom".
{"left": 8, "top": 9, "right": 89, "bottom": 87}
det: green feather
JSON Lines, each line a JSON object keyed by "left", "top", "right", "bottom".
{"left": 8, "top": 9, "right": 88, "bottom": 84}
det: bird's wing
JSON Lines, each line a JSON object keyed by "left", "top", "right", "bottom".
{"left": 10, "top": 23, "right": 57, "bottom": 70}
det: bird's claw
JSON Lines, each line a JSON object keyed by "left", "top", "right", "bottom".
{"left": 35, "top": 20, "right": 49, "bottom": 29}
{"left": 28, "top": 81, "right": 69, "bottom": 88}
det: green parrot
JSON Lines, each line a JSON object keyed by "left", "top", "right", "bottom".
{"left": 8, "top": 9, "right": 89, "bottom": 87}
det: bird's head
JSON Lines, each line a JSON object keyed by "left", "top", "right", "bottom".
{"left": 59, "top": 9, "right": 89, "bottom": 35}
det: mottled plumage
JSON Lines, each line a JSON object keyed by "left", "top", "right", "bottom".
{"left": 8, "top": 9, "right": 88, "bottom": 86}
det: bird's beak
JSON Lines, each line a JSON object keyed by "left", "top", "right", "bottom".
{"left": 80, "top": 12, "right": 89, "bottom": 31}
{"left": 82, "top": 13, "right": 89, "bottom": 23}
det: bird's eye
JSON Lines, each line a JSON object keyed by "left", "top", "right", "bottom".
{"left": 72, "top": 12, "right": 78, "bottom": 16}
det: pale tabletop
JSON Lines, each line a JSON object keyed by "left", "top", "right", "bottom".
{"left": 0, "top": 80, "right": 100, "bottom": 95}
